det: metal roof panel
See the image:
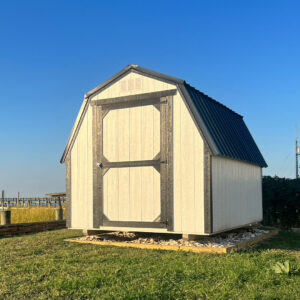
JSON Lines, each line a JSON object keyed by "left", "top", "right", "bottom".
{"left": 184, "top": 83, "right": 267, "bottom": 167}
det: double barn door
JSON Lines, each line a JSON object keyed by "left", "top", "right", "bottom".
{"left": 92, "top": 90, "right": 175, "bottom": 229}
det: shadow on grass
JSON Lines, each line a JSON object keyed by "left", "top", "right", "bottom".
{"left": 255, "top": 230, "right": 300, "bottom": 251}
{"left": 0, "top": 228, "right": 74, "bottom": 241}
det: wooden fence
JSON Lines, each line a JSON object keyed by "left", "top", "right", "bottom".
{"left": 1, "top": 197, "right": 66, "bottom": 208}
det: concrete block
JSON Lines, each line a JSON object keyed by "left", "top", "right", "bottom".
{"left": 182, "top": 234, "right": 200, "bottom": 241}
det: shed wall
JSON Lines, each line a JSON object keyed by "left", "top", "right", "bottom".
{"left": 70, "top": 105, "right": 93, "bottom": 229}
{"left": 70, "top": 71, "right": 205, "bottom": 233}
{"left": 211, "top": 156, "right": 262, "bottom": 233}
{"left": 173, "top": 90, "right": 205, "bottom": 234}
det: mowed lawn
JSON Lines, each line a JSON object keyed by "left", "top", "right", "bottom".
{"left": 0, "top": 230, "right": 299, "bottom": 299}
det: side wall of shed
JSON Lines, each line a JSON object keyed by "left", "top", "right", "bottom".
{"left": 211, "top": 156, "right": 262, "bottom": 233}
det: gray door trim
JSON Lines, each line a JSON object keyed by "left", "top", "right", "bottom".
{"left": 101, "top": 159, "right": 160, "bottom": 169}
{"left": 90, "top": 89, "right": 177, "bottom": 106}
{"left": 102, "top": 220, "right": 166, "bottom": 229}
{"left": 92, "top": 91, "right": 174, "bottom": 229}
{"left": 92, "top": 105, "right": 103, "bottom": 228}
{"left": 166, "top": 95, "right": 174, "bottom": 231}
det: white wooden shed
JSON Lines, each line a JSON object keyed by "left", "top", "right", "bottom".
{"left": 61, "top": 64, "right": 267, "bottom": 235}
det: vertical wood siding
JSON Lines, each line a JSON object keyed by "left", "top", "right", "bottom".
{"left": 91, "top": 72, "right": 175, "bottom": 100}
{"left": 103, "top": 167, "right": 160, "bottom": 222}
{"left": 173, "top": 92, "right": 205, "bottom": 234}
{"left": 102, "top": 105, "right": 160, "bottom": 222}
{"left": 71, "top": 105, "right": 93, "bottom": 229}
{"left": 211, "top": 156, "right": 262, "bottom": 233}
{"left": 103, "top": 106, "right": 160, "bottom": 162}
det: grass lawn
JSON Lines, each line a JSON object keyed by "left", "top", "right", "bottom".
{"left": 0, "top": 229, "right": 299, "bottom": 299}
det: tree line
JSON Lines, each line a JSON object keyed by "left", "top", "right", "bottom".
{"left": 263, "top": 176, "right": 300, "bottom": 228}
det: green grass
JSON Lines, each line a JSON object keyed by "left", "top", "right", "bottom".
{"left": 10, "top": 207, "right": 66, "bottom": 224}
{"left": 0, "top": 230, "right": 299, "bottom": 299}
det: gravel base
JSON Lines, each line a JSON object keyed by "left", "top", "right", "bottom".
{"left": 76, "top": 227, "right": 268, "bottom": 248}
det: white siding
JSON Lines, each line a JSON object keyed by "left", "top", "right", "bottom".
{"left": 103, "top": 106, "right": 160, "bottom": 162}
{"left": 212, "top": 156, "right": 262, "bottom": 233}
{"left": 173, "top": 91, "right": 205, "bottom": 234}
{"left": 102, "top": 104, "right": 161, "bottom": 222}
{"left": 70, "top": 105, "right": 93, "bottom": 229}
{"left": 90, "top": 72, "right": 175, "bottom": 101}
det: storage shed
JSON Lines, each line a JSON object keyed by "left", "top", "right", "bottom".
{"left": 61, "top": 64, "right": 267, "bottom": 235}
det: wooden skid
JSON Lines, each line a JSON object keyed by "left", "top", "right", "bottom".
{"left": 224, "top": 229, "right": 279, "bottom": 253}
{"left": 65, "top": 238, "right": 227, "bottom": 253}
{"left": 65, "top": 229, "right": 278, "bottom": 254}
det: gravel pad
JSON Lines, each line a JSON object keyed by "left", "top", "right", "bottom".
{"left": 76, "top": 228, "right": 269, "bottom": 248}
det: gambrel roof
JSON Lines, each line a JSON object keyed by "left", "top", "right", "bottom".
{"left": 61, "top": 64, "right": 267, "bottom": 167}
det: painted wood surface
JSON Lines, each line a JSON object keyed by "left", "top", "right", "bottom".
{"left": 90, "top": 72, "right": 176, "bottom": 100}
{"left": 102, "top": 104, "right": 160, "bottom": 222}
{"left": 71, "top": 105, "right": 93, "bottom": 229}
{"left": 71, "top": 71, "right": 206, "bottom": 233}
{"left": 103, "top": 167, "right": 160, "bottom": 222}
{"left": 173, "top": 91, "right": 205, "bottom": 234}
{"left": 103, "top": 106, "right": 160, "bottom": 161}
{"left": 211, "top": 156, "right": 262, "bottom": 232}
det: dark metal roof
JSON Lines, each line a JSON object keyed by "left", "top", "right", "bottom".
{"left": 184, "top": 83, "right": 267, "bottom": 167}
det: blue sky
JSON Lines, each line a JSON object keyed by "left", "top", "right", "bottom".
{"left": 0, "top": 0, "right": 299, "bottom": 196}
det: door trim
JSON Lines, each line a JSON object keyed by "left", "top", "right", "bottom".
{"left": 100, "top": 159, "right": 161, "bottom": 169}
{"left": 92, "top": 105, "right": 103, "bottom": 228}
{"left": 166, "top": 95, "right": 174, "bottom": 231}
{"left": 102, "top": 220, "right": 167, "bottom": 229}
{"left": 92, "top": 90, "right": 174, "bottom": 229}
{"left": 90, "top": 89, "right": 177, "bottom": 106}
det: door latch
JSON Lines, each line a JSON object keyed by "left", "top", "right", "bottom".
{"left": 160, "top": 160, "right": 168, "bottom": 165}
{"left": 97, "top": 162, "right": 103, "bottom": 168}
